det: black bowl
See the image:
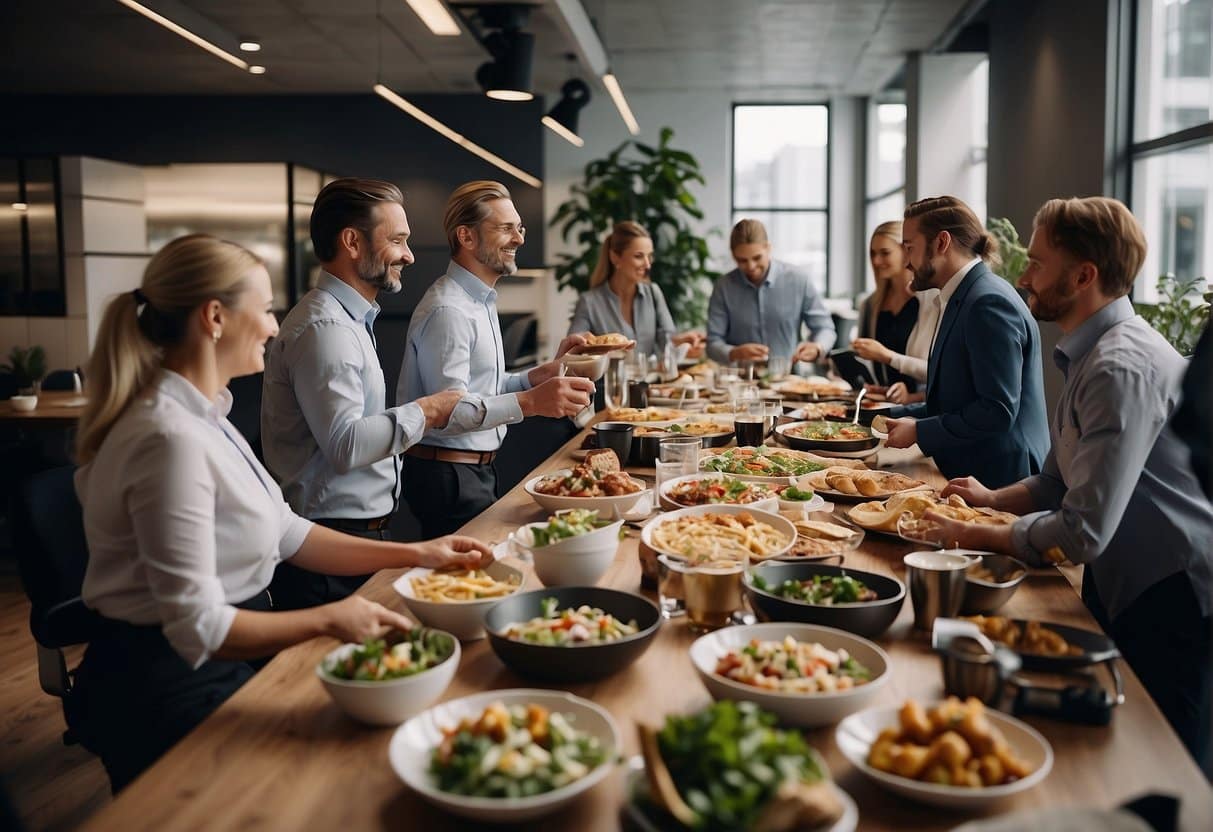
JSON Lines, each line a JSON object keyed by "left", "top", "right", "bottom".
{"left": 776, "top": 420, "right": 880, "bottom": 453}
{"left": 483, "top": 587, "right": 662, "bottom": 682}
{"left": 629, "top": 429, "right": 733, "bottom": 467}
{"left": 743, "top": 561, "right": 905, "bottom": 638}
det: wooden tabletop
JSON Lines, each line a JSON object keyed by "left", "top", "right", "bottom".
{"left": 0, "top": 391, "right": 87, "bottom": 426}
{"left": 82, "top": 433, "right": 1213, "bottom": 831}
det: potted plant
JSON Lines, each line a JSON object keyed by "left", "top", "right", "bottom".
{"left": 1135, "top": 275, "right": 1210, "bottom": 357}
{"left": 986, "top": 217, "right": 1029, "bottom": 286}
{"left": 2, "top": 345, "right": 47, "bottom": 395}
{"left": 550, "top": 127, "right": 717, "bottom": 327}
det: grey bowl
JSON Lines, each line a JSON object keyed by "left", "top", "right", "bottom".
{"left": 960, "top": 555, "right": 1028, "bottom": 614}
{"left": 743, "top": 561, "right": 905, "bottom": 638}
{"left": 483, "top": 587, "right": 662, "bottom": 682}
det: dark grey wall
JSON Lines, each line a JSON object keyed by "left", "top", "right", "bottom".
{"left": 986, "top": 0, "right": 1116, "bottom": 408}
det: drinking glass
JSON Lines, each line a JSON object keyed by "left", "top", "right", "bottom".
{"left": 763, "top": 400, "right": 783, "bottom": 438}
{"left": 603, "top": 355, "right": 627, "bottom": 409}
{"left": 655, "top": 460, "right": 685, "bottom": 493}
{"left": 904, "top": 550, "right": 978, "bottom": 630}
{"left": 734, "top": 400, "right": 766, "bottom": 448}
{"left": 684, "top": 556, "right": 746, "bottom": 632}
{"left": 767, "top": 356, "right": 791, "bottom": 381}
{"left": 659, "top": 436, "right": 701, "bottom": 476}
{"left": 656, "top": 554, "right": 688, "bottom": 619}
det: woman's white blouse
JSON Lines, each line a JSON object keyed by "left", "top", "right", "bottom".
{"left": 77, "top": 370, "right": 314, "bottom": 669}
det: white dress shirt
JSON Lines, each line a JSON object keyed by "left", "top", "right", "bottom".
{"left": 887, "top": 289, "right": 941, "bottom": 383}
{"left": 927, "top": 257, "right": 982, "bottom": 357}
{"left": 77, "top": 370, "right": 314, "bottom": 669}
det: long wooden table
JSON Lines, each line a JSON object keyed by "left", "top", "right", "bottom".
{"left": 82, "top": 432, "right": 1213, "bottom": 831}
{"left": 0, "top": 390, "right": 87, "bottom": 426}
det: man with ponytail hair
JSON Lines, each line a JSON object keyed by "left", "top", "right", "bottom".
{"left": 883, "top": 196, "right": 1049, "bottom": 488}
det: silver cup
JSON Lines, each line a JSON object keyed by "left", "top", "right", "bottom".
{"left": 904, "top": 550, "right": 977, "bottom": 630}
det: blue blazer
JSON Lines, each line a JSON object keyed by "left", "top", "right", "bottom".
{"left": 895, "top": 262, "right": 1049, "bottom": 488}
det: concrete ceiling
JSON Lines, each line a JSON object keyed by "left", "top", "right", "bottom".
{"left": 0, "top": 0, "right": 973, "bottom": 98}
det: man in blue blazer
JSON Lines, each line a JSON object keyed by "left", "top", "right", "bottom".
{"left": 884, "top": 196, "right": 1049, "bottom": 488}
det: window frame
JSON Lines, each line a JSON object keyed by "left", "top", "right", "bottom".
{"left": 729, "top": 101, "right": 832, "bottom": 293}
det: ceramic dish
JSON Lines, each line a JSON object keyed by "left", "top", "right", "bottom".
{"left": 392, "top": 560, "right": 526, "bottom": 641}
{"left": 524, "top": 470, "right": 651, "bottom": 518}
{"left": 744, "top": 561, "right": 905, "bottom": 638}
{"left": 641, "top": 503, "right": 798, "bottom": 562}
{"left": 657, "top": 472, "right": 781, "bottom": 513}
{"left": 776, "top": 421, "right": 881, "bottom": 453}
{"left": 508, "top": 516, "right": 624, "bottom": 587}
{"left": 388, "top": 688, "right": 620, "bottom": 822}
{"left": 689, "top": 622, "right": 890, "bottom": 726}
{"left": 835, "top": 704, "right": 1053, "bottom": 809}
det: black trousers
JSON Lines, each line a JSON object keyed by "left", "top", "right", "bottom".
{"left": 402, "top": 456, "right": 497, "bottom": 538}
{"left": 69, "top": 590, "right": 273, "bottom": 792}
{"left": 1084, "top": 569, "right": 1213, "bottom": 776}
{"left": 266, "top": 519, "right": 386, "bottom": 611}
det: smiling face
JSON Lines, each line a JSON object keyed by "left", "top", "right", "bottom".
{"left": 354, "top": 202, "right": 413, "bottom": 294}
{"left": 217, "top": 265, "right": 279, "bottom": 379}
{"left": 471, "top": 198, "right": 525, "bottom": 276}
{"left": 732, "top": 241, "right": 772, "bottom": 284}
{"left": 901, "top": 217, "right": 940, "bottom": 292}
{"left": 610, "top": 235, "right": 654, "bottom": 286}
{"left": 1019, "top": 227, "right": 1083, "bottom": 323}
{"left": 869, "top": 233, "right": 906, "bottom": 282}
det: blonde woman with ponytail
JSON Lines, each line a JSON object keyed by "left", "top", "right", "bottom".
{"left": 72, "top": 234, "right": 490, "bottom": 792}
{"left": 568, "top": 221, "right": 705, "bottom": 357}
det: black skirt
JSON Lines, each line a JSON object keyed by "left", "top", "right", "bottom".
{"left": 68, "top": 590, "right": 273, "bottom": 792}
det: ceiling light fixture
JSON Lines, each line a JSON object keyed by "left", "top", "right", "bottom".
{"left": 11, "top": 203, "right": 28, "bottom": 212}
{"left": 248, "top": 65, "right": 267, "bottom": 75}
{"left": 405, "top": 0, "right": 461, "bottom": 36}
{"left": 373, "top": 83, "right": 542, "bottom": 188}
{"left": 239, "top": 40, "right": 261, "bottom": 52}
{"left": 464, "top": 3, "right": 535, "bottom": 101}
{"left": 114, "top": 0, "right": 250, "bottom": 71}
{"left": 602, "top": 73, "right": 639, "bottom": 135}
{"left": 542, "top": 78, "right": 591, "bottom": 147}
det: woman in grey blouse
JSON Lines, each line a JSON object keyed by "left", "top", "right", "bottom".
{"left": 567, "top": 221, "right": 704, "bottom": 357}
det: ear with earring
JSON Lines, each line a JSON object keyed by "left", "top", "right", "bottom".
{"left": 213, "top": 330, "right": 221, "bottom": 344}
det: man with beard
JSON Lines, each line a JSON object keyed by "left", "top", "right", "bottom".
{"left": 883, "top": 195, "right": 1049, "bottom": 487}
{"left": 920, "top": 197, "right": 1213, "bottom": 772}
{"left": 398, "top": 180, "right": 595, "bottom": 537}
{"left": 261, "top": 178, "right": 466, "bottom": 609}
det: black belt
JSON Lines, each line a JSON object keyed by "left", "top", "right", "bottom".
{"left": 314, "top": 515, "right": 392, "bottom": 531}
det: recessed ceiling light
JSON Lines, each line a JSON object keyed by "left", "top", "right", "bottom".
{"left": 485, "top": 89, "right": 533, "bottom": 102}
{"left": 248, "top": 65, "right": 267, "bottom": 75}
{"left": 239, "top": 40, "right": 261, "bottom": 52}
{"left": 11, "top": 202, "right": 28, "bottom": 212}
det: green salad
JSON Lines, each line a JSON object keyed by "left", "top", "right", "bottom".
{"left": 325, "top": 629, "right": 453, "bottom": 681}
{"left": 531, "top": 509, "right": 613, "bottom": 547}
{"left": 752, "top": 573, "right": 877, "bottom": 605}
{"left": 431, "top": 701, "right": 608, "bottom": 798}
{"left": 655, "top": 700, "right": 831, "bottom": 831}
{"left": 779, "top": 485, "right": 816, "bottom": 502}
{"left": 700, "top": 446, "right": 826, "bottom": 478}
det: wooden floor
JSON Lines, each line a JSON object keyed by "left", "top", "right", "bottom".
{"left": 0, "top": 569, "right": 110, "bottom": 831}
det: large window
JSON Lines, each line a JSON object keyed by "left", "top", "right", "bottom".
{"left": 864, "top": 99, "right": 907, "bottom": 292}
{"left": 1132, "top": 0, "right": 1213, "bottom": 301}
{"left": 731, "top": 104, "right": 829, "bottom": 292}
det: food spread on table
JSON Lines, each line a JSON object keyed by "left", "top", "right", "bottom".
{"left": 604, "top": 406, "right": 688, "bottom": 422}
{"left": 529, "top": 509, "right": 615, "bottom": 547}
{"left": 782, "top": 519, "right": 864, "bottom": 557}
{"left": 961, "top": 616, "right": 1084, "bottom": 657}
{"left": 324, "top": 629, "right": 454, "bottom": 681}
{"left": 648, "top": 511, "right": 791, "bottom": 561}
{"left": 634, "top": 421, "right": 729, "bottom": 437}
{"left": 752, "top": 572, "right": 878, "bottom": 604}
{"left": 866, "top": 698, "right": 1036, "bottom": 787}
{"left": 431, "top": 702, "right": 608, "bottom": 797}
{"left": 849, "top": 492, "right": 1018, "bottom": 534}
{"left": 785, "top": 422, "right": 872, "bottom": 442}
{"left": 774, "top": 484, "right": 816, "bottom": 502}
{"left": 786, "top": 402, "right": 850, "bottom": 420}
{"left": 699, "top": 446, "right": 851, "bottom": 478}
{"left": 805, "top": 466, "right": 928, "bottom": 498}
{"left": 773, "top": 377, "right": 853, "bottom": 398}
{"left": 714, "top": 635, "right": 872, "bottom": 693}
{"left": 534, "top": 449, "right": 644, "bottom": 497}
{"left": 664, "top": 476, "right": 775, "bottom": 506}
{"left": 410, "top": 569, "right": 521, "bottom": 603}
{"left": 503, "top": 597, "right": 639, "bottom": 645}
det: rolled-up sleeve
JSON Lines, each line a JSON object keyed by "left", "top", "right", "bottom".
{"left": 126, "top": 431, "right": 235, "bottom": 669}
{"left": 412, "top": 305, "right": 523, "bottom": 435}
{"left": 289, "top": 322, "right": 427, "bottom": 473}
{"left": 277, "top": 497, "right": 314, "bottom": 561}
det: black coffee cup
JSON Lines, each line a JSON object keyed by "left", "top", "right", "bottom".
{"left": 593, "top": 422, "right": 634, "bottom": 464}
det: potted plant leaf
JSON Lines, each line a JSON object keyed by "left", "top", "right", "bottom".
{"left": 2, "top": 345, "right": 47, "bottom": 395}
{"left": 550, "top": 127, "right": 717, "bottom": 327}
{"left": 986, "top": 217, "right": 1029, "bottom": 286}
{"left": 1135, "top": 275, "right": 1210, "bottom": 357}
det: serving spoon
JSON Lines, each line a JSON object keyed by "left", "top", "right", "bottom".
{"left": 851, "top": 387, "right": 866, "bottom": 425}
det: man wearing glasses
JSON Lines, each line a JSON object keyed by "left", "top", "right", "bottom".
{"left": 398, "top": 180, "right": 595, "bottom": 536}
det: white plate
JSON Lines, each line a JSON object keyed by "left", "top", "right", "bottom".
{"left": 689, "top": 622, "right": 890, "bottom": 727}
{"left": 657, "top": 471, "right": 782, "bottom": 513}
{"left": 389, "top": 689, "right": 621, "bottom": 823}
{"left": 525, "top": 470, "right": 651, "bottom": 518}
{"left": 622, "top": 754, "right": 858, "bottom": 832}
{"left": 641, "top": 503, "right": 797, "bottom": 561}
{"left": 392, "top": 560, "right": 525, "bottom": 641}
{"left": 835, "top": 704, "right": 1053, "bottom": 809}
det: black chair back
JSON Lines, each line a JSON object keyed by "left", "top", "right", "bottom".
{"left": 41, "top": 369, "right": 77, "bottom": 391}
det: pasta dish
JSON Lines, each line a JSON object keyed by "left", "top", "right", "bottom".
{"left": 649, "top": 511, "right": 790, "bottom": 561}
{"left": 714, "top": 635, "right": 872, "bottom": 693}
{"left": 410, "top": 569, "right": 521, "bottom": 603}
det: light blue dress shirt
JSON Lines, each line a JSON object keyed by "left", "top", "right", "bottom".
{"left": 567, "top": 281, "right": 676, "bottom": 357}
{"left": 398, "top": 261, "right": 533, "bottom": 452}
{"left": 706, "top": 260, "right": 837, "bottom": 364}
{"left": 262, "top": 273, "right": 427, "bottom": 520}
{"left": 1010, "top": 296, "right": 1213, "bottom": 621}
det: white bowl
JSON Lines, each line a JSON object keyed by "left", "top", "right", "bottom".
{"left": 392, "top": 560, "right": 525, "bottom": 641}
{"left": 509, "top": 517, "right": 623, "bottom": 586}
{"left": 777, "top": 491, "right": 829, "bottom": 516}
{"left": 524, "top": 470, "right": 651, "bottom": 519}
{"left": 657, "top": 471, "right": 781, "bottom": 513}
{"left": 9, "top": 395, "right": 37, "bottom": 411}
{"left": 641, "top": 503, "right": 797, "bottom": 561}
{"left": 689, "top": 622, "right": 889, "bottom": 727}
{"left": 835, "top": 703, "right": 1053, "bottom": 809}
{"left": 560, "top": 354, "right": 609, "bottom": 380}
{"left": 315, "top": 632, "right": 460, "bottom": 726}
{"left": 389, "top": 688, "right": 621, "bottom": 823}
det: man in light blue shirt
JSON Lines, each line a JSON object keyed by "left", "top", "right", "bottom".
{"left": 926, "top": 197, "right": 1213, "bottom": 769}
{"left": 399, "top": 180, "right": 594, "bottom": 537}
{"left": 706, "top": 218, "right": 836, "bottom": 367}
{"left": 262, "top": 178, "right": 464, "bottom": 608}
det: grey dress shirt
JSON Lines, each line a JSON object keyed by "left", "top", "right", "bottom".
{"left": 398, "top": 261, "right": 533, "bottom": 452}
{"left": 262, "top": 273, "right": 427, "bottom": 520}
{"left": 706, "top": 260, "right": 837, "bottom": 364}
{"left": 1010, "top": 296, "right": 1213, "bottom": 621}
{"left": 567, "top": 281, "right": 676, "bottom": 357}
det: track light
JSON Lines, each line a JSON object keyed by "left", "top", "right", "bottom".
{"left": 603, "top": 72, "right": 640, "bottom": 135}
{"left": 542, "top": 78, "right": 591, "bottom": 147}
{"left": 476, "top": 29, "right": 534, "bottom": 101}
